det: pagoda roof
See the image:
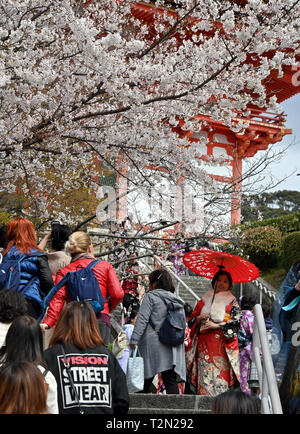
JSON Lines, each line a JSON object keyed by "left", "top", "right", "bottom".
{"left": 172, "top": 108, "right": 292, "bottom": 161}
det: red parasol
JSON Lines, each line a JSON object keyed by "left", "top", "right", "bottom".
{"left": 183, "top": 249, "right": 259, "bottom": 283}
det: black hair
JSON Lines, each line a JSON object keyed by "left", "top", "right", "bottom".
{"left": 0, "top": 315, "right": 45, "bottom": 367}
{"left": 212, "top": 390, "right": 260, "bottom": 414}
{"left": 0, "top": 225, "right": 7, "bottom": 249}
{"left": 0, "top": 290, "right": 28, "bottom": 323}
{"left": 148, "top": 268, "right": 175, "bottom": 293}
{"left": 240, "top": 295, "right": 256, "bottom": 311}
{"left": 211, "top": 269, "right": 233, "bottom": 290}
{"left": 184, "top": 302, "right": 193, "bottom": 319}
{"left": 126, "top": 309, "right": 139, "bottom": 324}
{"left": 51, "top": 224, "right": 72, "bottom": 251}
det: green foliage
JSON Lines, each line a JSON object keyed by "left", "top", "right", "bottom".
{"left": 242, "top": 190, "right": 300, "bottom": 223}
{"left": 0, "top": 191, "right": 25, "bottom": 221}
{"left": 281, "top": 231, "right": 300, "bottom": 271}
{"left": 240, "top": 225, "right": 283, "bottom": 270}
{"left": 221, "top": 241, "right": 248, "bottom": 259}
{"left": 0, "top": 212, "right": 15, "bottom": 226}
{"left": 239, "top": 211, "right": 300, "bottom": 235}
{"left": 260, "top": 268, "right": 287, "bottom": 291}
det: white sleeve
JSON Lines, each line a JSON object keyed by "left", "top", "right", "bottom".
{"left": 38, "top": 365, "right": 59, "bottom": 414}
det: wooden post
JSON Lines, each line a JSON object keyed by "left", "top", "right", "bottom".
{"left": 231, "top": 156, "right": 242, "bottom": 226}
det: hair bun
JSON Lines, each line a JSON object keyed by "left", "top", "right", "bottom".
{"left": 65, "top": 232, "right": 91, "bottom": 255}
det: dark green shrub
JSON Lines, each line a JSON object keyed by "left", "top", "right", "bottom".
{"left": 240, "top": 225, "right": 283, "bottom": 270}
{"left": 281, "top": 231, "right": 300, "bottom": 271}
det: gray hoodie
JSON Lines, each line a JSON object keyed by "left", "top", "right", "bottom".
{"left": 130, "top": 288, "right": 186, "bottom": 381}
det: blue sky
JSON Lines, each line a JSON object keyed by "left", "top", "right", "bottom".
{"left": 265, "top": 94, "right": 300, "bottom": 192}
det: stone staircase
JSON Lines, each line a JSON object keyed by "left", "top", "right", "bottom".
{"left": 128, "top": 393, "right": 213, "bottom": 414}
{"left": 175, "top": 274, "right": 211, "bottom": 309}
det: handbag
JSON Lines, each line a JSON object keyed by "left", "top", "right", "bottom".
{"left": 60, "top": 345, "right": 85, "bottom": 414}
{"left": 220, "top": 319, "right": 240, "bottom": 339}
{"left": 126, "top": 347, "right": 144, "bottom": 393}
{"left": 112, "top": 330, "right": 128, "bottom": 359}
{"left": 220, "top": 303, "right": 241, "bottom": 339}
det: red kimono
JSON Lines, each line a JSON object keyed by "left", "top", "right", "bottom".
{"left": 186, "top": 290, "right": 241, "bottom": 396}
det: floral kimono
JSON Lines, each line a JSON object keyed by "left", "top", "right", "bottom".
{"left": 238, "top": 310, "right": 254, "bottom": 395}
{"left": 186, "top": 290, "right": 241, "bottom": 396}
{"left": 167, "top": 243, "right": 186, "bottom": 275}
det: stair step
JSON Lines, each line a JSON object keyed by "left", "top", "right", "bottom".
{"left": 129, "top": 407, "right": 210, "bottom": 414}
{"left": 176, "top": 275, "right": 210, "bottom": 307}
{"left": 129, "top": 393, "right": 213, "bottom": 413}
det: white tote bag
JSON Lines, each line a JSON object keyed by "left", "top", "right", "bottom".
{"left": 126, "top": 347, "right": 144, "bottom": 393}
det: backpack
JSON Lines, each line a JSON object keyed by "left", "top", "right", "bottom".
{"left": 149, "top": 296, "right": 186, "bottom": 346}
{"left": 41, "top": 259, "right": 105, "bottom": 317}
{"left": 0, "top": 252, "right": 44, "bottom": 294}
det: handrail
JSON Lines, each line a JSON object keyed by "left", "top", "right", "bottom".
{"left": 252, "top": 304, "right": 283, "bottom": 414}
{"left": 153, "top": 254, "right": 200, "bottom": 302}
{"left": 252, "top": 279, "right": 277, "bottom": 302}
{"left": 137, "top": 248, "right": 200, "bottom": 303}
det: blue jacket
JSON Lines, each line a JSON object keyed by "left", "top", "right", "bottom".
{"left": 4, "top": 246, "right": 53, "bottom": 306}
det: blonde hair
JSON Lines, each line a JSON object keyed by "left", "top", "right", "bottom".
{"left": 65, "top": 231, "right": 91, "bottom": 256}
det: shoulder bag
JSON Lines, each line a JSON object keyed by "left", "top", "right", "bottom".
{"left": 60, "top": 345, "right": 85, "bottom": 414}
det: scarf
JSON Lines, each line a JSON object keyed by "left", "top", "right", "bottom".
{"left": 70, "top": 252, "right": 95, "bottom": 263}
{"left": 201, "top": 289, "right": 235, "bottom": 323}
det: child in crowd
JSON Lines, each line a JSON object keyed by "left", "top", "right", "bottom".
{"left": 115, "top": 310, "right": 138, "bottom": 374}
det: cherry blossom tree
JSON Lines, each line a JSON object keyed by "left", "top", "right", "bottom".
{"left": 1, "top": 0, "right": 300, "bottom": 230}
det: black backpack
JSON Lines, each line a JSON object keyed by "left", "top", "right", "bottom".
{"left": 149, "top": 295, "right": 185, "bottom": 346}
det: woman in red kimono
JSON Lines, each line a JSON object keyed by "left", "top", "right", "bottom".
{"left": 186, "top": 270, "right": 241, "bottom": 396}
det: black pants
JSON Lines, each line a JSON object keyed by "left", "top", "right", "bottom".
{"left": 143, "top": 369, "right": 179, "bottom": 394}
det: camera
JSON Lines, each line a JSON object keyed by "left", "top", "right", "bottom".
{"left": 51, "top": 220, "right": 60, "bottom": 228}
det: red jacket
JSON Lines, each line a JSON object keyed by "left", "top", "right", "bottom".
{"left": 43, "top": 257, "right": 124, "bottom": 329}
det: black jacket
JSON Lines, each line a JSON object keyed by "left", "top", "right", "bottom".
{"left": 44, "top": 343, "right": 129, "bottom": 414}
{"left": 36, "top": 255, "right": 54, "bottom": 295}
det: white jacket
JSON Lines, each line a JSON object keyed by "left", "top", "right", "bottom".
{"left": 38, "top": 365, "right": 59, "bottom": 414}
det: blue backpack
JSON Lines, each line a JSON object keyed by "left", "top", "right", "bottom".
{"left": 41, "top": 259, "right": 105, "bottom": 318}
{"left": 149, "top": 297, "right": 186, "bottom": 346}
{"left": 0, "top": 252, "right": 43, "bottom": 294}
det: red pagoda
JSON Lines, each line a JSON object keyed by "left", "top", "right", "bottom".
{"left": 130, "top": 1, "right": 300, "bottom": 226}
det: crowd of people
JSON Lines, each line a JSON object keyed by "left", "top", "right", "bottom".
{"left": 0, "top": 217, "right": 298, "bottom": 414}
